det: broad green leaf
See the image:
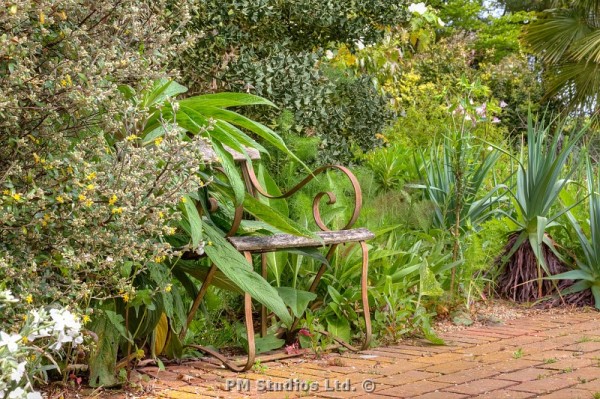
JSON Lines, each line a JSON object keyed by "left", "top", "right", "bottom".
{"left": 181, "top": 195, "right": 202, "bottom": 248}
{"left": 163, "top": 326, "right": 184, "bottom": 359}
{"left": 326, "top": 316, "right": 351, "bottom": 343}
{"left": 144, "top": 79, "right": 188, "bottom": 108}
{"left": 203, "top": 223, "right": 293, "bottom": 326}
{"left": 546, "top": 269, "right": 592, "bottom": 281}
{"left": 276, "top": 287, "right": 317, "bottom": 318}
{"left": 88, "top": 308, "right": 121, "bottom": 387}
{"left": 211, "top": 139, "right": 246, "bottom": 206}
{"left": 255, "top": 335, "right": 286, "bottom": 354}
{"left": 243, "top": 195, "right": 319, "bottom": 239}
{"left": 419, "top": 264, "right": 444, "bottom": 297}
{"left": 178, "top": 93, "right": 276, "bottom": 109}
{"left": 105, "top": 309, "right": 132, "bottom": 343}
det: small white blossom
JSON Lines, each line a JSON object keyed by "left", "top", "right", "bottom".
{"left": 10, "top": 362, "right": 26, "bottom": 383}
{"left": 8, "top": 387, "right": 25, "bottom": 399}
{"left": 0, "top": 290, "right": 18, "bottom": 303}
{"left": 408, "top": 2, "right": 427, "bottom": 15}
{"left": 0, "top": 332, "right": 22, "bottom": 353}
{"left": 27, "top": 392, "right": 43, "bottom": 399}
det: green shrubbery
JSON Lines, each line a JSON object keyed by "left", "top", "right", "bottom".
{"left": 4, "top": 0, "right": 600, "bottom": 396}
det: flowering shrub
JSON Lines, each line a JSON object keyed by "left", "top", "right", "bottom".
{"left": 0, "top": 0, "right": 196, "bottom": 323}
{"left": 0, "top": 290, "right": 84, "bottom": 399}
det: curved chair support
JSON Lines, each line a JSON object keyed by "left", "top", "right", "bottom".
{"left": 241, "top": 162, "right": 363, "bottom": 231}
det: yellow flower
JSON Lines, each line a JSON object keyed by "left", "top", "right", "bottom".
{"left": 86, "top": 172, "right": 97, "bottom": 181}
{"left": 78, "top": 194, "right": 86, "bottom": 202}
{"left": 39, "top": 11, "right": 45, "bottom": 24}
{"left": 22, "top": 336, "right": 29, "bottom": 344}
{"left": 207, "top": 241, "right": 213, "bottom": 246}
{"left": 33, "top": 153, "right": 41, "bottom": 164}
{"left": 154, "top": 255, "right": 166, "bottom": 263}
{"left": 158, "top": 211, "right": 165, "bottom": 219}
{"left": 180, "top": 196, "right": 187, "bottom": 203}
{"left": 165, "top": 284, "right": 172, "bottom": 293}
{"left": 82, "top": 315, "right": 91, "bottom": 324}
{"left": 11, "top": 193, "right": 21, "bottom": 201}
{"left": 56, "top": 195, "right": 65, "bottom": 203}
{"left": 122, "top": 292, "right": 130, "bottom": 302}
{"left": 2, "top": 189, "right": 9, "bottom": 195}
{"left": 126, "top": 134, "right": 139, "bottom": 142}
{"left": 154, "top": 137, "right": 163, "bottom": 146}
{"left": 111, "top": 207, "right": 123, "bottom": 214}
{"left": 108, "top": 194, "right": 118, "bottom": 206}
{"left": 29, "top": 354, "right": 36, "bottom": 362}
{"left": 86, "top": 184, "right": 95, "bottom": 191}
{"left": 84, "top": 199, "right": 93, "bottom": 207}
{"left": 166, "top": 227, "right": 176, "bottom": 235}
{"left": 25, "top": 294, "right": 33, "bottom": 304}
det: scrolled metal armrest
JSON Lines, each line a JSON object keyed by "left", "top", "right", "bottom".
{"left": 241, "top": 162, "right": 363, "bottom": 231}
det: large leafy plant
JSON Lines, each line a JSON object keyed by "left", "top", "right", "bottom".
{"left": 496, "top": 114, "right": 588, "bottom": 302}
{"left": 88, "top": 80, "right": 305, "bottom": 386}
{"left": 548, "top": 158, "right": 600, "bottom": 308}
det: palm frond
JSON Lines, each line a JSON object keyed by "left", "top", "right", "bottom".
{"left": 524, "top": 8, "right": 592, "bottom": 64}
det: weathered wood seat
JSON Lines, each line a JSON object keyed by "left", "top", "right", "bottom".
{"left": 187, "top": 145, "right": 374, "bottom": 371}
{"left": 228, "top": 227, "right": 374, "bottom": 252}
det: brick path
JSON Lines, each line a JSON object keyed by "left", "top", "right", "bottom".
{"left": 121, "top": 309, "right": 600, "bottom": 398}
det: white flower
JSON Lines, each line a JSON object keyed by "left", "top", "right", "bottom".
{"left": 408, "top": 2, "right": 427, "bottom": 15}
{"left": 487, "top": 146, "right": 494, "bottom": 151}
{"left": 27, "top": 392, "right": 43, "bottom": 399}
{"left": 10, "top": 361, "right": 26, "bottom": 382}
{"left": 499, "top": 100, "right": 508, "bottom": 108}
{"left": 0, "top": 331, "right": 22, "bottom": 353}
{"left": 8, "top": 387, "right": 25, "bottom": 399}
{"left": 492, "top": 117, "right": 501, "bottom": 124}
{"left": 325, "top": 50, "right": 334, "bottom": 60}
{"left": 438, "top": 17, "right": 445, "bottom": 26}
{"left": 355, "top": 40, "right": 365, "bottom": 50}
{"left": 49, "top": 308, "right": 82, "bottom": 334}
{"left": 0, "top": 290, "right": 18, "bottom": 303}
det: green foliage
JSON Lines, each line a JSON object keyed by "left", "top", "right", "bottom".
{"left": 504, "top": 114, "right": 588, "bottom": 272}
{"left": 523, "top": 1, "right": 600, "bottom": 111}
{"left": 176, "top": 0, "right": 404, "bottom": 163}
{"left": 549, "top": 159, "right": 600, "bottom": 308}
{"left": 362, "top": 143, "right": 418, "bottom": 192}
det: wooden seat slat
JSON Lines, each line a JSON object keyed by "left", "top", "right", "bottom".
{"left": 227, "top": 227, "right": 374, "bottom": 252}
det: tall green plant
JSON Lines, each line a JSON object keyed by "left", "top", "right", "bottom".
{"left": 88, "top": 80, "right": 304, "bottom": 386}
{"left": 496, "top": 113, "right": 588, "bottom": 301}
{"left": 548, "top": 158, "right": 600, "bottom": 308}
{"left": 414, "top": 112, "right": 505, "bottom": 293}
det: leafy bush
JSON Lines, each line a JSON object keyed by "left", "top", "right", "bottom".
{"left": 175, "top": 0, "right": 404, "bottom": 163}
{"left": 0, "top": 0, "right": 194, "bottom": 325}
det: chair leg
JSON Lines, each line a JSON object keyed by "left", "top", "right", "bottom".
{"left": 261, "top": 253, "right": 268, "bottom": 337}
{"left": 180, "top": 263, "right": 218, "bottom": 341}
{"left": 186, "top": 292, "right": 256, "bottom": 372}
{"left": 359, "top": 241, "right": 372, "bottom": 350}
{"left": 242, "top": 252, "right": 257, "bottom": 371}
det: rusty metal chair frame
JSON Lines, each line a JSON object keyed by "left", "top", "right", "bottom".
{"left": 183, "top": 153, "right": 372, "bottom": 371}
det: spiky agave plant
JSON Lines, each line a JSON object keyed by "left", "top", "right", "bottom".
{"left": 547, "top": 158, "right": 598, "bottom": 308}
{"left": 496, "top": 114, "right": 588, "bottom": 302}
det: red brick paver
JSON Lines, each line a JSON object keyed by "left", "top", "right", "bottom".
{"left": 101, "top": 309, "right": 600, "bottom": 398}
